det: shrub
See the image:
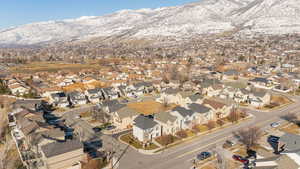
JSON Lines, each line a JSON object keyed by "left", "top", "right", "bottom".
{"left": 216, "top": 119, "right": 225, "bottom": 126}
{"left": 206, "top": 120, "right": 216, "bottom": 130}
{"left": 175, "top": 130, "right": 188, "bottom": 139}
{"left": 192, "top": 125, "right": 200, "bottom": 133}
{"left": 156, "top": 134, "right": 175, "bottom": 146}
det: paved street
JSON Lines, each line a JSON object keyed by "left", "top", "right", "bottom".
{"left": 119, "top": 97, "right": 300, "bottom": 169}
{"left": 58, "top": 95, "right": 300, "bottom": 169}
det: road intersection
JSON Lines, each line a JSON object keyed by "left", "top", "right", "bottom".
{"left": 119, "top": 96, "right": 300, "bottom": 169}
{"left": 58, "top": 95, "right": 300, "bottom": 169}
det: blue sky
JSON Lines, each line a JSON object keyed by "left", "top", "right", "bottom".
{"left": 0, "top": 0, "right": 197, "bottom": 29}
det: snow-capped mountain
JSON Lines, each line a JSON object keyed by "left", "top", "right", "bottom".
{"left": 0, "top": 0, "right": 299, "bottom": 46}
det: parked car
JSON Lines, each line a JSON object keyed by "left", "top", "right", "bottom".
{"left": 106, "top": 125, "right": 116, "bottom": 130}
{"left": 47, "top": 119, "right": 61, "bottom": 125}
{"left": 268, "top": 135, "right": 280, "bottom": 143}
{"left": 270, "top": 122, "right": 280, "bottom": 128}
{"left": 226, "top": 140, "right": 236, "bottom": 146}
{"left": 197, "top": 152, "right": 211, "bottom": 160}
{"left": 232, "top": 155, "right": 249, "bottom": 164}
{"left": 93, "top": 127, "right": 102, "bottom": 133}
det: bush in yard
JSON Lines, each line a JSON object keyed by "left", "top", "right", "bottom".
{"left": 216, "top": 119, "right": 225, "bottom": 126}
{"left": 156, "top": 135, "right": 174, "bottom": 146}
{"left": 206, "top": 120, "right": 216, "bottom": 130}
{"left": 176, "top": 130, "right": 188, "bottom": 139}
{"left": 192, "top": 125, "right": 200, "bottom": 133}
{"left": 240, "top": 111, "right": 247, "bottom": 119}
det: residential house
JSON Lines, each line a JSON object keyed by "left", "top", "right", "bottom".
{"left": 9, "top": 83, "right": 29, "bottom": 95}
{"left": 202, "top": 99, "right": 231, "bottom": 119}
{"left": 40, "top": 139, "right": 84, "bottom": 169}
{"left": 248, "top": 89, "right": 271, "bottom": 108}
{"left": 249, "top": 77, "right": 272, "bottom": 89}
{"left": 101, "top": 87, "right": 119, "bottom": 100}
{"left": 157, "top": 88, "right": 181, "bottom": 105}
{"left": 68, "top": 91, "right": 87, "bottom": 105}
{"left": 187, "top": 103, "right": 213, "bottom": 124}
{"left": 133, "top": 115, "right": 161, "bottom": 143}
{"left": 170, "top": 106, "right": 195, "bottom": 130}
{"left": 155, "top": 111, "right": 178, "bottom": 135}
{"left": 50, "top": 92, "right": 69, "bottom": 108}
{"left": 100, "top": 100, "right": 126, "bottom": 118}
{"left": 85, "top": 88, "right": 103, "bottom": 104}
{"left": 112, "top": 107, "right": 139, "bottom": 130}
{"left": 222, "top": 69, "right": 239, "bottom": 80}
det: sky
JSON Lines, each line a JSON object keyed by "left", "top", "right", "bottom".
{"left": 0, "top": 0, "right": 197, "bottom": 29}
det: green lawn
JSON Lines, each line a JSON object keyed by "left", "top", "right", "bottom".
{"left": 120, "top": 133, "right": 159, "bottom": 150}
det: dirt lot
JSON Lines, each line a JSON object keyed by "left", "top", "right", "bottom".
{"left": 127, "top": 101, "right": 176, "bottom": 115}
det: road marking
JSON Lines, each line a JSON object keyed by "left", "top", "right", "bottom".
{"left": 175, "top": 116, "right": 288, "bottom": 160}
{"left": 175, "top": 136, "right": 228, "bottom": 159}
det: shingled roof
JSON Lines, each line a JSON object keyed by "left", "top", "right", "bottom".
{"left": 41, "top": 139, "right": 83, "bottom": 158}
{"left": 133, "top": 115, "right": 158, "bottom": 130}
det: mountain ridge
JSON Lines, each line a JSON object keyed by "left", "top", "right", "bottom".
{"left": 0, "top": 0, "right": 299, "bottom": 46}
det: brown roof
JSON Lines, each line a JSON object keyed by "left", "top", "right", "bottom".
{"left": 203, "top": 99, "right": 226, "bottom": 110}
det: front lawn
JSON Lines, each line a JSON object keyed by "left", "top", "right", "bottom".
{"left": 120, "top": 133, "right": 159, "bottom": 150}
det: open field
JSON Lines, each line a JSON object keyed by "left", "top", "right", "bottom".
{"left": 127, "top": 101, "right": 176, "bottom": 115}
{"left": 10, "top": 61, "right": 104, "bottom": 73}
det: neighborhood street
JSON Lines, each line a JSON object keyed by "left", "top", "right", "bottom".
{"left": 57, "top": 96, "right": 300, "bottom": 169}
{"left": 118, "top": 97, "right": 300, "bottom": 169}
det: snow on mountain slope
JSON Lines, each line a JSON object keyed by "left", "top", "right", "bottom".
{"left": 0, "top": 0, "right": 299, "bottom": 46}
{"left": 232, "top": 0, "right": 300, "bottom": 34}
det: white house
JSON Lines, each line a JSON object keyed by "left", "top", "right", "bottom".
{"left": 133, "top": 115, "right": 161, "bottom": 143}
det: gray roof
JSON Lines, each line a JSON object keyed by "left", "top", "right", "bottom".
{"left": 110, "top": 103, "right": 126, "bottom": 113}
{"left": 51, "top": 92, "right": 66, "bottom": 98}
{"left": 250, "top": 77, "right": 269, "bottom": 84}
{"left": 224, "top": 69, "right": 238, "bottom": 76}
{"left": 133, "top": 115, "right": 158, "bottom": 130}
{"left": 252, "top": 89, "right": 268, "bottom": 98}
{"left": 87, "top": 88, "right": 102, "bottom": 94}
{"left": 116, "top": 107, "right": 139, "bottom": 119}
{"left": 41, "top": 139, "right": 83, "bottom": 158}
{"left": 200, "top": 79, "right": 221, "bottom": 88}
{"left": 172, "top": 106, "right": 194, "bottom": 117}
{"left": 188, "top": 103, "right": 211, "bottom": 114}
{"left": 134, "top": 82, "right": 152, "bottom": 88}
{"left": 155, "top": 111, "right": 177, "bottom": 124}
{"left": 163, "top": 88, "right": 180, "bottom": 95}
{"left": 188, "top": 94, "right": 203, "bottom": 102}
{"left": 102, "top": 99, "right": 119, "bottom": 107}
{"left": 280, "top": 133, "right": 300, "bottom": 151}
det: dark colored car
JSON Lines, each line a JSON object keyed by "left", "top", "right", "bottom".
{"left": 232, "top": 155, "right": 249, "bottom": 164}
{"left": 197, "top": 152, "right": 211, "bottom": 160}
{"left": 47, "top": 119, "right": 61, "bottom": 125}
{"left": 92, "top": 127, "right": 102, "bottom": 133}
{"left": 106, "top": 125, "right": 116, "bottom": 130}
{"left": 268, "top": 135, "right": 280, "bottom": 143}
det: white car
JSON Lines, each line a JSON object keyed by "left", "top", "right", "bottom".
{"left": 270, "top": 122, "right": 280, "bottom": 128}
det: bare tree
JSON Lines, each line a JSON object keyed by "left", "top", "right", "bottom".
{"left": 207, "top": 120, "right": 216, "bottom": 130}
{"left": 217, "top": 119, "right": 225, "bottom": 127}
{"left": 227, "top": 108, "right": 239, "bottom": 123}
{"left": 234, "top": 127, "right": 262, "bottom": 149}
